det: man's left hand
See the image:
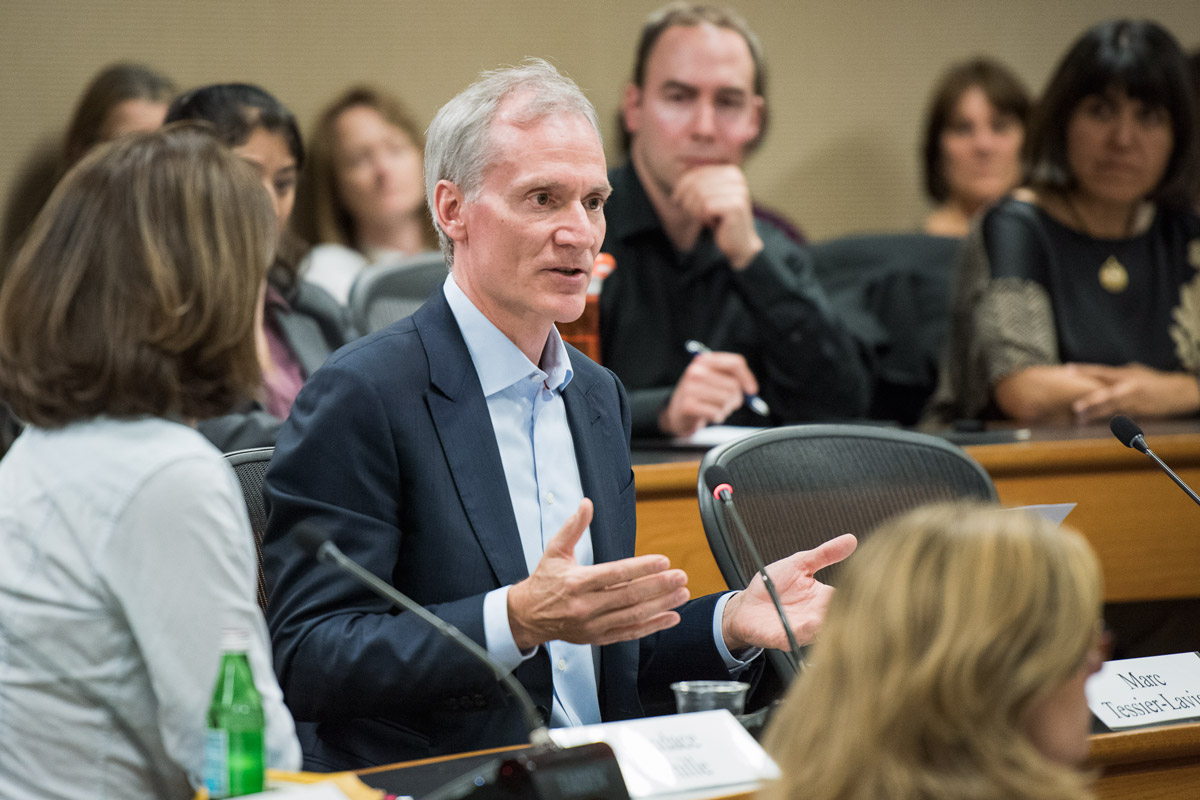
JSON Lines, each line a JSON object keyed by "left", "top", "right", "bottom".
{"left": 719, "top": 534, "right": 857, "bottom": 651}
{"left": 671, "top": 165, "right": 764, "bottom": 270}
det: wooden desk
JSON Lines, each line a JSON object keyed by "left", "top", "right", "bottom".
{"left": 633, "top": 430, "right": 1200, "bottom": 602}
{"left": 1091, "top": 722, "right": 1200, "bottom": 799}
{"left": 353, "top": 723, "right": 1200, "bottom": 799}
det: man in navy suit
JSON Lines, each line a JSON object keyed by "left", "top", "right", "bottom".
{"left": 262, "top": 59, "right": 856, "bottom": 771}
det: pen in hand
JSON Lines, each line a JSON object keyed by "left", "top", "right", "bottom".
{"left": 684, "top": 339, "right": 772, "bottom": 418}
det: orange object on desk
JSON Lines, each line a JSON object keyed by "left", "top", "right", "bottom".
{"left": 559, "top": 252, "right": 614, "bottom": 364}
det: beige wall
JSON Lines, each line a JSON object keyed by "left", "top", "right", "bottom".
{"left": 2, "top": 0, "right": 1198, "bottom": 242}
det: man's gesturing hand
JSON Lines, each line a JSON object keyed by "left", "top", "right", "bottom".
{"left": 507, "top": 499, "right": 690, "bottom": 652}
{"left": 720, "top": 533, "right": 857, "bottom": 651}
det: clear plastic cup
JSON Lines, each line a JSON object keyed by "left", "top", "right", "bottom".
{"left": 670, "top": 680, "right": 751, "bottom": 715}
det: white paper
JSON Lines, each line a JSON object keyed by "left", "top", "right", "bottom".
{"left": 1011, "top": 503, "right": 1076, "bottom": 526}
{"left": 672, "top": 425, "right": 765, "bottom": 448}
{"left": 1087, "top": 652, "right": 1200, "bottom": 730}
{"left": 241, "top": 784, "right": 350, "bottom": 799}
{"left": 550, "top": 710, "right": 779, "bottom": 799}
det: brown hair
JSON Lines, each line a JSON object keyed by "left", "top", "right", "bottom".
{"left": 0, "top": 124, "right": 275, "bottom": 427}
{"left": 292, "top": 85, "right": 435, "bottom": 251}
{"left": 922, "top": 57, "right": 1031, "bottom": 203}
{"left": 62, "top": 63, "right": 176, "bottom": 166}
{"left": 621, "top": 2, "right": 768, "bottom": 154}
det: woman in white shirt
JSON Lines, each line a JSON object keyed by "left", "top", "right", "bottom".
{"left": 0, "top": 124, "right": 301, "bottom": 799}
{"left": 293, "top": 85, "right": 438, "bottom": 304}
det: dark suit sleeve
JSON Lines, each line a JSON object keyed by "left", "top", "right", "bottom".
{"left": 262, "top": 356, "right": 506, "bottom": 723}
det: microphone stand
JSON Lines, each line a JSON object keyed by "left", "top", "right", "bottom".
{"left": 298, "top": 530, "right": 630, "bottom": 800}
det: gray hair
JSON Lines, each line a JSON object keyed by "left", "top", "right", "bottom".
{"left": 424, "top": 58, "right": 603, "bottom": 265}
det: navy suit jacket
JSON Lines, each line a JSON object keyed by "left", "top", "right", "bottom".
{"left": 262, "top": 290, "right": 740, "bottom": 770}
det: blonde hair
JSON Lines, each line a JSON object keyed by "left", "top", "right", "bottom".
{"left": 761, "top": 503, "right": 1101, "bottom": 800}
{"left": 0, "top": 124, "right": 275, "bottom": 426}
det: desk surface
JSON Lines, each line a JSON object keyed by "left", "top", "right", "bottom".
{"left": 354, "top": 722, "right": 1200, "bottom": 800}
{"left": 632, "top": 424, "right": 1200, "bottom": 603}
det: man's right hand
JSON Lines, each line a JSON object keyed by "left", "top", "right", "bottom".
{"left": 659, "top": 351, "right": 759, "bottom": 437}
{"left": 507, "top": 499, "right": 690, "bottom": 652}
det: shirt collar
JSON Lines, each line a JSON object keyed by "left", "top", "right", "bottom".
{"left": 442, "top": 275, "right": 574, "bottom": 397}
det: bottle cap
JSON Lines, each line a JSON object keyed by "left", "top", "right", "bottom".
{"left": 593, "top": 252, "right": 616, "bottom": 279}
{"left": 219, "top": 627, "right": 252, "bottom": 653}
{"left": 588, "top": 253, "right": 616, "bottom": 296}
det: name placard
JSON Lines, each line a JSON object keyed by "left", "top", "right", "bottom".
{"left": 550, "top": 710, "right": 779, "bottom": 799}
{"left": 1087, "top": 652, "right": 1200, "bottom": 730}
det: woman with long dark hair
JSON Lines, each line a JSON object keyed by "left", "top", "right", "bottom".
{"left": 930, "top": 20, "right": 1200, "bottom": 425}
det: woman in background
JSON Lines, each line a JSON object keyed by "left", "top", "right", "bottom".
{"left": 166, "top": 83, "right": 351, "bottom": 420}
{"left": 922, "top": 57, "right": 1031, "bottom": 237}
{"left": 1, "top": 62, "right": 175, "bottom": 264}
{"left": 760, "top": 503, "right": 1104, "bottom": 800}
{"left": 930, "top": 19, "right": 1200, "bottom": 425}
{"left": 62, "top": 62, "right": 177, "bottom": 165}
{"left": 293, "top": 85, "right": 437, "bottom": 304}
{"left": 0, "top": 125, "right": 300, "bottom": 800}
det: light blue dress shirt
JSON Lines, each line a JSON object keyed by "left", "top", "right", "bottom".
{"left": 443, "top": 277, "right": 757, "bottom": 728}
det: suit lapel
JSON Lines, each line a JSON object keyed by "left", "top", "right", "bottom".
{"left": 563, "top": 354, "right": 642, "bottom": 720}
{"left": 562, "top": 357, "right": 624, "bottom": 566}
{"left": 416, "top": 293, "right": 530, "bottom": 588}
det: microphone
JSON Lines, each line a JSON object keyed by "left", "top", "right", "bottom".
{"left": 1109, "top": 415, "right": 1200, "bottom": 508}
{"left": 703, "top": 466, "right": 803, "bottom": 672}
{"left": 294, "top": 526, "right": 630, "bottom": 800}
{"left": 293, "top": 525, "right": 553, "bottom": 748}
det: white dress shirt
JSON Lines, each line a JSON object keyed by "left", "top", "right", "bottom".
{"left": 443, "top": 278, "right": 756, "bottom": 728}
{"left": 0, "top": 417, "right": 301, "bottom": 800}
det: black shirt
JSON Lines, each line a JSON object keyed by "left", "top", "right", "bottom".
{"left": 598, "top": 164, "right": 869, "bottom": 436}
{"left": 983, "top": 198, "right": 1200, "bottom": 370}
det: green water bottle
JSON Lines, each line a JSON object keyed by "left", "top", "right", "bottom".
{"left": 204, "top": 627, "right": 266, "bottom": 797}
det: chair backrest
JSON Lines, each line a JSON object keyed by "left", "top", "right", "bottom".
{"left": 807, "top": 232, "right": 959, "bottom": 424}
{"left": 348, "top": 252, "right": 448, "bottom": 335}
{"left": 698, "top": 424, "right": 996, "bottom": 589}
{"left": 224, "top": 446, "right": 275, "bottom": 611}
{"left": 697, "top": 424, "right": 996, "bottom": 681}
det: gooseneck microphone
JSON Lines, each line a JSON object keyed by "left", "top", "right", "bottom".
{"left": 703, "top": 466, "right": 803, "bottom": 671}
{"left": 1110, "top": 415, "right": 1200, "bottom": 509}
{"left": 292, "top": 525, "right": 553, "bottom": 749}
{"left": 294, "top": 526, "right": 631, "bottom": 800}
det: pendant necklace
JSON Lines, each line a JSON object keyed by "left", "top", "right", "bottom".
{"left": 1063, "top": 194, "right": 1130, "bottom": 294}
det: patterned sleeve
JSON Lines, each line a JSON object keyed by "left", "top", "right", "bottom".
{"left": 926, "top": 201, "right": 1058, "bottom": 423}
{"left": 977, "top": 276, "right": 1059, "bottom": 384}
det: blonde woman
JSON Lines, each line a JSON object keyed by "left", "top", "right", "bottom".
{"left": 761, "top": 503, "right": 1105, "bottom": 800}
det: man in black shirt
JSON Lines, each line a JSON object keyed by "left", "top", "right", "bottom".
{"left": 600, "top": 3, "right": 868, "bottom": 437}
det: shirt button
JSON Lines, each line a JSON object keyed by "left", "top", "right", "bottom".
{"left": 546, "top": 491, "right": 556, "bottom": 505}
{"left": 557, "top": 657, "right": 568, "bottom": 672}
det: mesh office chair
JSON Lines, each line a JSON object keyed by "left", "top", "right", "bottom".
{"left": 224, "top": 446, "right": 275, "bottom": 611}
{"left": 348, "top": 252, "right": 448, "bottom": 335}
{"left": 697, "top": 424, "right": 996, "bottom": 680}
